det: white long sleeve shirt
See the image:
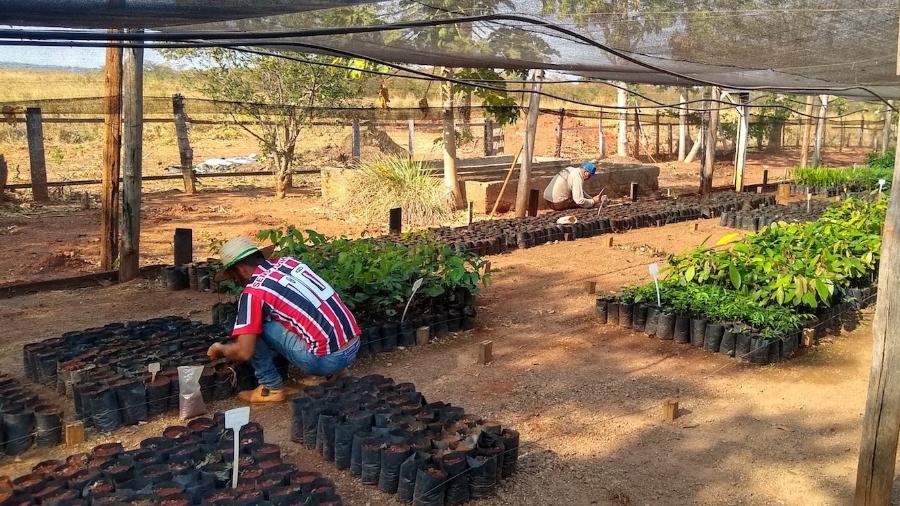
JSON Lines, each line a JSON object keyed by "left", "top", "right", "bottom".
{"left": 543, "top": 166, "right": 594, "bottom": 208}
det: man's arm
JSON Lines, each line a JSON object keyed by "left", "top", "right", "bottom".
{"left": 208, "top": 333, "right": 257, "bottom": 362}
{"left": 570, "top": 171, "right": 595, "bottom": 208}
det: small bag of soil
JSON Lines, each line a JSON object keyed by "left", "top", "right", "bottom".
{"left": 350, "top": 432, "right": 372, "bottom": 477}
{"left": 690, "top": 318, "right": 707, "bottom": 348}
{"left": 594, "top": 298, "right": 608, "bottom": 324}
{"left": 499, "top": 429, "right": 520, "bottom": 477}
{"left": 34, "top": 406, "right": 63, "bottom": 448}
{"left": 360, "top": 439, "right": 384, "bottom": 486}
{"left": 397, "top": 451, "right": 427, "bottom": 503}
{"left": 146, "top": 376, "right": 172, "bottom": 418}
{"left": 467, "top": 454, "right": 497, "bottom": 499}
{"left": 177, "top": 366, "right": 207, "bottom": 420}
{"left": 89, "top": 388, "right": 122, "bottom": 433}
{"left": 656, "top": 311, "right": 675, "bottom": 340}
{"left": 378, "top": 443, "right": 411, "bottom": 494}
{"left": 631, "top": 303, "right": 648, "bottom": 332}
{"left": 412, "top": 460, "right": 447, "bottom": 506}
{"left": 617, "top": 302, "right": 633, "bottom": 328}
{"left": 644, "top": 306, "right": 660, "bottom": 337}
{"left": 673, "top": 314, "right": 690, "bottom": 344}
{"left": 703, "top": 323, "right": 725, "bottom": 353}
{"left": 315, "top": 410, "right": 338, "bottom": 460}
{"left": 719, "top": 327, "right": 737, "bottom": 357}
{"left": 302, "top": 401, "right": 324, "bottom": 450}
{"left": 333, "top": 422, "right": 356, "bottom": 470}
{"left": 440, "top": 452, "right": 469, "bottom": 505}
{"left": 114, "top": 379, "right": 149, "bottom": 425}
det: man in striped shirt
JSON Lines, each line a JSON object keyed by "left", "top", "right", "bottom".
{"left": 208, "top": 236, "right": 361, "bottom": 403}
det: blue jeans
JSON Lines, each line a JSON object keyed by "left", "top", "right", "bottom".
{"left": 251, "top": 321, "right": 360, "bottom": 389}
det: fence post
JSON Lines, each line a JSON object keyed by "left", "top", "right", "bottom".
{"left": 351, "top": 118, "right": 361, "bottom": 164}
{"left": 101, "top": 40, "right": 123, "bottom": 271}
{"left": 597, "top": 112, "right": 605, "bottom": 158}
{"left": 0, "top": 154, "right": 6, "bottom": 197}
{"left": 172, "top": 94, "right": 196, "bottom": 195}
{"left": 25, "top": 107, "right": 49, "bottom": 202}
{"left": 859, "top": 119, "right": 865, "bottom": 148}
{"left": 632, "top": 109, "right": 641, "bottom": 159}
{"left": 389, "top": 207, "right": 402, "bottom": 234}
{"left": 667, "top": 123, "right": 673, "bottom": 156}
{"left": 407, "top": 119, "right": 415, "bottom": 159}
{"left": 554, "top": 109, "right": 565, "bottom": 157}
{"left": 655, "top": 111, "right": 661, "bottom": 156}
{"left": 173, "top": 228, "right": 193, "bottom": 266}
{"left": 839, "top": 118, "right": 845, "bottom": 151}
{"left": 483, "top": 118, "right": 493, "bottom": 156}
{"left": 119, "top": 41, "right": 144, "bottom": 282}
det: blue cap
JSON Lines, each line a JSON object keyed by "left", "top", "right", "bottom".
{"left": 582, "top": 161, "right": 597, "bottom": 175}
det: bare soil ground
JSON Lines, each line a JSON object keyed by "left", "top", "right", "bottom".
{"left": 0, "top": 219, "right": 884, "bottom": 505}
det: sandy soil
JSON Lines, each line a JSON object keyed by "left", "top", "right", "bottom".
{"left": 0, "top": 219, "right": 885, "bottom": 505}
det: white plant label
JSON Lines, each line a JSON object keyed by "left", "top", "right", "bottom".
{"left": 806, "top": 192, "right": 812, "bottom": 213}
{"left": 648, "top": 263, "right": 661, "bottom": 307}
{"left": 879, "top": 179, "right": 886, "bottom": 193}
{"left": 148, "top": 362, "right": 160, "bottom": 383}
{"left": 224, "top": 406, "right": 250, "bottom": 488}
{"left": 401, "top": 278, "right": 424, "bottom": 324}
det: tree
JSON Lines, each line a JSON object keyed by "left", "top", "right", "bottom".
{"left": 165, "top": 49, "right": 361, "bottom": 199}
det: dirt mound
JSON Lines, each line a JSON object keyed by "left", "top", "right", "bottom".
{"left": 36, "top": 251, "right": 94, "bottom": 273}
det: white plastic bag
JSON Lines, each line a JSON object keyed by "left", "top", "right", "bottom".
{"left": 178, "top": 365, "right": 207, "bottom": 419}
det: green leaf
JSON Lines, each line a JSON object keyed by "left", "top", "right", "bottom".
{"left": 716, "top": 232, "right": 742, "bottom": 247}
{"left": 684, "top": 265, "right": 695, "bottom": 283}
{"left": 815, "top": 279, "right": 831, "bottom": 302}
{"left": 728, "top": 266, "right": 742, "bottom": 289}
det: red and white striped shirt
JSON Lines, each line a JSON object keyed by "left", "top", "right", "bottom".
{"left": 232, "top": 257, "right": 361, "bottom": 356}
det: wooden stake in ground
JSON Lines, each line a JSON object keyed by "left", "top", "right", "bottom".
{"left": 119, "top": 40, "right": 143, "bottom": 282}
{"left": 616, "top": 84, "right": 627, "bottom": 157}
{"left": 799, "top": 96, "right": 815, "bottom": 167}
{"left": 881, "top": 101, "right": 893, "bottom": 154}
{"left": 0, "top": 154, "right": 7, "bottom": 198}
{"left": 678, "top": 88, "right": 688, "bottom": 161}
{"left": 489, "top": 146, "right": 524, "bottom": 217}
{"left": 25, "top": 108, "right": 49, "bottom": 203}
{"left": 172, "top": 94, "right": 196, "bottom": 195}
{"left": 101, "top": 36, "right": 123, "bottom": 271}
{"left": 812, "top": 95, "right": 829, "bottom": 168}
{"left": 515, "top": 69, "right": 544, "bottom": 218}
{"left": 663, "top": 399, "right": 679, "bottom": 421}
{"left": 477, "top": 340, "right": 493, "bottom": 365}
{"left": 855, "top": 110, "right": 900, "bottom": 506}
{"left": 734, "top": 92, "right": 750, "bottom": 192}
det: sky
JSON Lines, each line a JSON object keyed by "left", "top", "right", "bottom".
{"left": 0, "top": 45, "right": 165, "bottom": 69}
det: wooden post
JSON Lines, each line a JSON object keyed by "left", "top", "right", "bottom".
{"left": 800, "top": 96, "right": 815, "bottom": 167}
{"left": 616, "top": 84, "right": 627, "bottom": 157}
{"left": 654, "top": 111, "right": 661, "bottom": 156}
{"left": 477, "top": 340, "right": 493, "bottom": 365}
{"left": 415, "top": 326, "right": 430, "bottom": 346}
{"left": 172, "top": 94, "right": 196, "bottom": 195}
{"left": 812, "top": 95, "right": 828, "bottom": 168}
{"left": 663, "top": 399, "right": 679, "bottom": 421}
{"left": 881, "top": 101, "right": 893, "bottom": 154}
{"left": 734, "top": 92, "right": 750, "bottom": 193}
{"left": 699, "top": 87, "right": 715, "bottom": 194}
{"left": 25, "top": 108, "right": 49, "bottom": 203}
{"left": 678, "top": 88, "right": 688, "bottom": 161}
{"left": 407, "top": 119, "right": 415, "bottom": 159}
{"left": 858, "top": 118, "right": 865, "bottom": 148}
{"left": 667, "top": 123, "right": 673, "bottom": 156}
{"left": 388, "top": 207, "right": 402, "bottom": 234}
{"left": 854, "top": 110, "right": 900, "bottom": 505}
{"left": 467, "top": 201, "right": 474, "bottom": 225}
{"left": 119, "top": 40, "right": 143, "bottom": 282}
{"left": 762, "top": 169, "right": 769, "bottom": 186}
{"left": 483, "top": 118, "right": 493, "bottom": 156}
{"left": 351, "top": 118, "right": 361, "bottom": 164}
{"left": 632, "top": 109, "right": 641, "bottom": 159}
{"left": 597, "top": 112, "right": 605, "bottom": 158}
{"left": 64, "top": 422, "right": 86, "bottom": 446}
{"left": 101, "top": 39, "right": 123, "bottom": 271}
{"left": 441, "top": 71, "right": 463, "bottom": 209}
{"left": 583, "top": 280, "right": 597, "bottom": 294}
{"left": 515, "top": 69, "right": 543, "bottom": 218}
{"left": 0, "top": 154, "right": 7, "bottom": 198}
{"left": 173, "top": 228, "right": 193, "bottom": 266}
{"left": 629, "top": 182, "right": 638, "bottom": 201}
{"left": 839, "top": 118, "right": 846, "bottom": 151}
{"left": 527, "top": 188, "right": 540, "bottom": 217}
{"left": 554, "top": 109, "right": 565, "bottom": 157}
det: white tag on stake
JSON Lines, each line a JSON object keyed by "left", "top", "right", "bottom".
{"left": 806, "top": 192, "right": 812, "bottom": 213}
{"left": 148, "top": 362, "right": 160, "bottom": 383}
{"left": 648, "top": 263, "right": 661, "bottom": 307}
{"left": 879, "top": 179, "right": 886, "bottom": 193}
{"left": 224, "top": 406, "right": 250, "bottom": 489}
{"left": 401, "top": 278, "right": 424, "bottom": 324}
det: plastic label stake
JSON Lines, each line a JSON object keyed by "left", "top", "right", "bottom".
{"left": 401, "top": 278, "right": 424, "bottom": 324}
{"left": 806, "top": 192, "right": 812, "bottom": 213}
{"left": 879, "top": 179, "right": 886, "bottom": 194}
{"left": 224, "top": 406, "right": 250, "bottom": 489}
{"left": 649, "top": 263, "right": 661, "bottom": 307}
{"left": 148, "top": 362, "right": 160, "bottom": 383}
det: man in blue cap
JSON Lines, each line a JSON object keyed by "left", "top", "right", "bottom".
{"left": 542, "top": 161, "right": 602, "bottom": 210}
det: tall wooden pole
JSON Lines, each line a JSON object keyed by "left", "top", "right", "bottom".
{"left": 515, "top": 69, "right": 543, "bottom": 218}
{"left": 597, "top": 110, "right": 605, "bottom": 158}
{"left": 734, "top": 92, "right": 750, "bottom": 192}
{"left": 119, "top": 38, "right": 143, "bottom": 281}
{"left": 855, "top": 110, "right": 900, "bottom": 505}
{"left": 812, "top": 95, "right": 829, "bottom": 167}
{"left": 881, "top": 101, "right": 893, "bottom": 154}
{"left": 172, "top": 94, "right": 196, "bottom": 195}
{"left": 799, "top": 96, "right": 814, "bottom": 167}
{"left": 24, "top": 108, "right": 49, "bottom": 203}
{"left": 441, "top": 69, "right": 463, "bottom": 209}
{"left": 100, "top": 36, "right": 123, "bottom": 271}
{"left": 678, "top": 88, "right": 688, "bottom": 161}
{"left": 700, "top": 87, "right": 717, "bottom": 194}
{"left": 616, "top": 83, "right": 627, "bottom": 157}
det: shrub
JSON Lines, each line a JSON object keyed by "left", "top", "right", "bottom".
{"left": 339, "top": 156, "right": 454, "bottom": 229}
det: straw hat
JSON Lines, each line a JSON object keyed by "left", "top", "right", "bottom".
{"left": 214, "top": 237, "right": 275, "bottom": 281}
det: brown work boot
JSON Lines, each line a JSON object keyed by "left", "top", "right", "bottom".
{"left": 237, "top": 385, "right": 288, "bottom": 403}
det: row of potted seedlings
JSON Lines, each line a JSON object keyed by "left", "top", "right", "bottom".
{"left": 291, "top": 375, "right": 519, "bottom": 505}
{"left": 718, "top": 200, "right": 832, "bottom": 232}
{"left": 2, "top": 417, "right": 343, "bottom": 506}
{"left": 0, "top": 374, "right": 63, "bottom": 456}
{"left": 22, "top": 317, "right": 255, "bottom": 431}
{"left": 595, "top": 284, "right": 877, "bottom": 365}
{"left": 425, "top": 193, "right": 774, "bottom": 255}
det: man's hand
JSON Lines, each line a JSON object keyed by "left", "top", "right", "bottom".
{"left": 207, "top": 342, "right": 225, "bottom": 359}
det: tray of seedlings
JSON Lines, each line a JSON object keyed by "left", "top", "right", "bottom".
{"left": 1, "top": 418, "right": 343, "bottom": 506}
{"left": 0, "top": 374, "right": 64, "bottom": 456}
{"left": 718, "top": 200, "right": 832, "bottom": 231}
{"left": 596, "top": 196, "right": 885, "bottom": 364}
{"left": 291, "top": 375, "right": 519, "bottom": 505}
{"left": 22, "top": 317, "right": 255, "bottom": 432}
{"left": 788, "top": 162, "right": 892, "bottom": 196}
{"left": 425, "top": 192, "right": 774, "bottom": 254}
